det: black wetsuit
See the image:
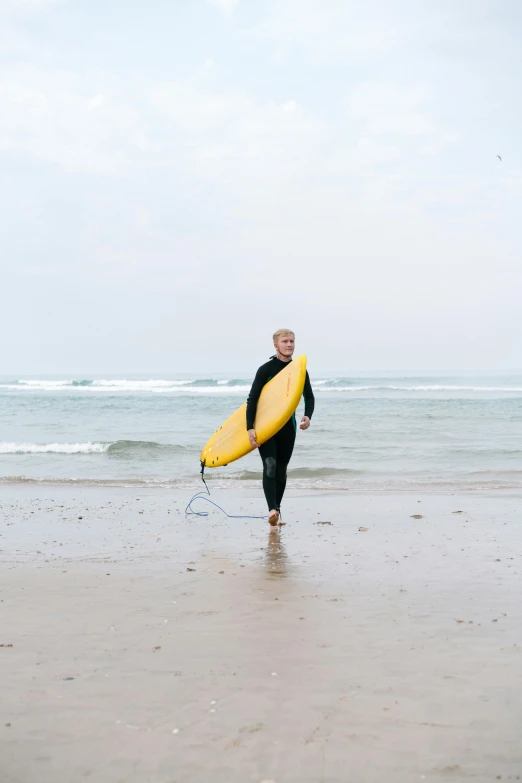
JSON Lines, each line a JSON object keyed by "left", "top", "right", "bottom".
{"left": 246, "top": 356, "right": 315, "bottom": 512}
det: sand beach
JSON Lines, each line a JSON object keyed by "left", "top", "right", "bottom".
{"left": 1, "top": 486, "right": 521, "bottom": 782}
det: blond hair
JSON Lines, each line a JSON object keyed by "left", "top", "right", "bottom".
{"left": 273, "top": 328, "right": 295, "bottom": 343}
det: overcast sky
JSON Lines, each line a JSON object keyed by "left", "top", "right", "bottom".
{"left": 1, "top": 0, "right": 521, "bottom": 374}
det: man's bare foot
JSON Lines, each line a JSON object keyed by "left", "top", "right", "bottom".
{"left": 278, "top": 518, "right": 286, "bottom": 526}
{"left": 268, "top": 509, "right": 279, "bottom": 526}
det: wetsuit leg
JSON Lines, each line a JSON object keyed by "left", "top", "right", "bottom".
{"left": 274, "top": 417, "right": 296, "bottom": 510}
{"left": 258, "top": 437, "right": 278, "bottom": 511}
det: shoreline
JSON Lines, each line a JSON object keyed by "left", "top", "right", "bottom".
{"left": 3, "top": 477, "right": 522, "bottom": 493}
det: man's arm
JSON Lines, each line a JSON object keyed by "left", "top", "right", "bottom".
{"left": 246, "top": 365, "right": 268, "bottom": 431}
{"left": 300, "top": 370, "right": 314, "bottom": 430}
{"left": 303, "top": 371, "right": 315, "bottom": 420}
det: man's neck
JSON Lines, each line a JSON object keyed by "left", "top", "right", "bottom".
{"left": 275, "top": 352, "right": 292, "bottom": 363}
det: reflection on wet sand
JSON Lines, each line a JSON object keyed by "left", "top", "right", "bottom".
{"left": 264, "top": 529, "right": 289, "bottom": 578}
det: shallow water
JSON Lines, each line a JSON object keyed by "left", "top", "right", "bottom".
{"left": 1, "top": 371, "right": 522, "bottom": 490}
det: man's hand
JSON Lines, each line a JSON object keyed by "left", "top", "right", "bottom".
{"left": 300, "top": 416, "right": 311, "bottom": 431}
{"left": 248, "top": 429, "right": 260, "bottom": 448}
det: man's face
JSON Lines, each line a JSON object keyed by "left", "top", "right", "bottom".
{"left": 275, "top": 333, "right": 295, "bottom": 358}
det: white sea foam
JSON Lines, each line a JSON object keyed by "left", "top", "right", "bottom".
{"left": 3, "top": 380, "right": 77, "bottom": 391}
{"left": 21, "top": 380, "right": 72, "bottom": 387}
{"left": 151, "top": 385, "right": 251, "bottom": 394}
{"left": 91, "top": 380, "right": 194, "bottom": 390}
{"left": 148, "top": 384, "right": 251, "bottom": 394}
{"left": 315, "top": 385, "right": 522, "bottom": 392}
{"left": 2, "top": 379, "right": 522, "bottom": 395}
{"left": 0, "top": 442, "right": 110, "bottom": 454}
{"left": 400, "top": 385, "right": 522, "bottom": 392}
{"left": 0, "top": 379, "right": 249, "bottom": 393}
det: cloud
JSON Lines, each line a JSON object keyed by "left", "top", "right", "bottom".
{"left": 148, "top": 80, "right": 325, "bottom": 180}
{"left": 346, "top": 81, "right": 460, "bottom": 158}
{"left": 1, "top": 0, "right": 521, "bottom": 372}
{"left": 206, "top": 0, "right": 240, "bottom": 15}
{"left": 0, "top": 61, "right": 325, "bottom": 181}
{"left": 253, "top": 0, "right": 410, "bottom": 64}
{"left": 0, "top": 64, "right": 151, "bottom": 174}
{"left": 0, "top": 0, "right": 62, "bottom": 15}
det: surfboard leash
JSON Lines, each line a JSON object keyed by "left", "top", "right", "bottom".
{"left": 184, "top": 461, "right": 268, "bottom": 520}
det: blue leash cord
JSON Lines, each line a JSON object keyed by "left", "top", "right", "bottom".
{"left": 185, "top": 462, "right": 267, "bottom": 520}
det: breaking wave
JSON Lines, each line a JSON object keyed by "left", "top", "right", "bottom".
{"left": 3, "top": 378, "right": 522, "bottom": 395}
{"left": 0, "top": 440, "right": 186, "bottom": 455}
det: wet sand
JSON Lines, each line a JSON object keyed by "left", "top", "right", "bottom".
{"left": 1, "top": 486, "right": 522, "bottom": 782}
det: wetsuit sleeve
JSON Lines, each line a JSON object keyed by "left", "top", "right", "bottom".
{"left": 246, "top": 365, "right": 269, "bottom": 430}
{"left": 303, "top": 371, "right": 315, "bottom": 420}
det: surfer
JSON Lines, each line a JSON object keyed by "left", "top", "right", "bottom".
{"left": 246, "top": 329, "right": 315, "bottom": 526}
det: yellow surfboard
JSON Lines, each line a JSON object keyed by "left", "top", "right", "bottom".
{"left": 201, "top": 355, "right": 307, "bottom": 468}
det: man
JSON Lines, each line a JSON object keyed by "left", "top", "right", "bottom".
{"left": 246, "top": 329, "right": 315, "bottom": 526}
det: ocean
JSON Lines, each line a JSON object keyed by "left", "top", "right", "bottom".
{"left": 1, "top": 372, "right": 522, "bottom": 492}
